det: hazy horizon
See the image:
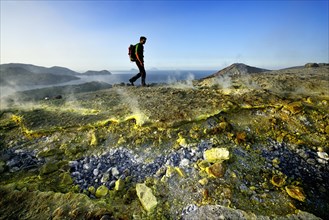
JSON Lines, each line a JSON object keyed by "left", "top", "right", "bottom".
{"left": 0, "top": 61, "right": 301, "bottom": 73}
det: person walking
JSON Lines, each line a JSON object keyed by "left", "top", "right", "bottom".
{"left": 129, "top": 36, "right": 147, "bottom": 86}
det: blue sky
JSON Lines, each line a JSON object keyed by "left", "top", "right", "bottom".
{"left": 1, "top": 0, "right": 328, "bottom": 72}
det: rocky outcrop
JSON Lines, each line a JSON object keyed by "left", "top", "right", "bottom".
{"left": 305, "top": 63, "right": 320, "bottom": 68}
{"left": 204, "top": 63, "right": 269, "bottom": 79}
{"left": 136, "top": 183, "right": 158, "bottom": 212}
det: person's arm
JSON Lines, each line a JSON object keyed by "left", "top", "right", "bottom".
{"left": 135, "top": 44, "right": 143, "bottom": 66}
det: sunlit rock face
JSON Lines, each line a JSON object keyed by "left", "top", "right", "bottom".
{"left": 0, "top": 64, "right": 328, "bottom": 219}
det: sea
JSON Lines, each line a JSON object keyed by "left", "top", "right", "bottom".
{"left": 58, "top": 70, "right": 216, "bottom": 86}
{"left": 5, "top": 70, "right": 216, "bottom": 93}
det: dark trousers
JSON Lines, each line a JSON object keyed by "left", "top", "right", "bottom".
{"left": 130, "top": 61, "right": 146, "bottom": 85}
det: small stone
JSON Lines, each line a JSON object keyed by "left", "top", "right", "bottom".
{"left": 270, "top": 175, "right": 286, "bottom": 187}
{"left": 177, "top": 133, "right": 187, "bottom": 147}
{"left": 285, "top": 185, "right": 306, "bottom": 202}
{"left": 206, "top": 162, "right": 226, "bottom": 178}
{"left": 115, "top": 179, "right": 124, "bottom": 191}
{"left": 95, "top": 185, "right": 109, "bottom": 198}
{"left": 93, "top": 168, "right": 99, "bottom": 176}
{"left": 272, "top": 158, "right": 280, "bottom": 166}
{"left": 136, "top": 183, "right": 157, "bottom": 212}
{"left": 204, "top": 148, "right": 230, "bottom": 163}
{"left": 101, "top": 173, "right": 110, "bottom": 183}
{"left": 219, "top": 122, "right": 229, "bottom": 130}
{"left": 111, "top": 167, "right": 119, "bottom": 177}
{"left": 180, "top": 158, "right": 190, "bottom": 167}
{"left": 306, "top": 158, "right": 316, "bottom": 165}
{"left": 109, "top": 180, "right": 116, "bottom": 188}
{"left": 317, "top": 158, "right": 328, "bottom": 164}
{"left": 182, "top": 204, "right": 198, "bottom": 216}
{"left": 317, "top": 151, "right": 329, "bottom": 160}
{"left": 88, "top": 186, "right": 96, "bottom": 194}
{"left": 83, "top": 163, "right": 91, "bottom": 170}
{"left": 198, "top": 178, "right": 208, "bottom": 185}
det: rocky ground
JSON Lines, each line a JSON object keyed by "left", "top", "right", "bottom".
{"left": 0, "top": 64, "right": 328, "bottom": 219}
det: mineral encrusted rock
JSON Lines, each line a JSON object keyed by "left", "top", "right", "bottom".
{"left": 203, "top": 147, "right": 230, "bottom": 163}
{"left": 136, "top": 183, "right": 158, "bottom": 212}
{"left": 95, "top": 185, "right": 109, "bottom": 198}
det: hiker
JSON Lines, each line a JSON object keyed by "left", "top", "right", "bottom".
{"left": 129, "top": 36, "right": 147, "bottom": 86}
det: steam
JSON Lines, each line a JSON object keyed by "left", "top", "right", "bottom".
{"left": 0, "top": 82, "right": 38, "bottom": 110}
{"left": 213, "top": 75, "right": 232, "bottom": 90}
{"left": 115, "top": 88, "right": 147, "bottom": 125}
{"left": 240, "top": 75, "right": 261, "bottom": 90}
{"left": 0, "top": 86, "right": 16, "bottom": 109}
{"left": 167, "top": 71, "right": 196, "bottom": 89}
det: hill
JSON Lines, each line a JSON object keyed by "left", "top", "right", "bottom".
{"left": 0, "top": 63, "right": 79, "bottom": 76}
{"left": 0, "top": 66, "right": 79, "bottom": 87}
{"left": 0, "top": 63, "right": 114, "bottom": 87}
{"left": 204, "top": 63, "right": 270, "bottom": 79}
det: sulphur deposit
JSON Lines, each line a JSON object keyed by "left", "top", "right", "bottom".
{"left": 0, "top": 64, "right": 328, "bottom": 219}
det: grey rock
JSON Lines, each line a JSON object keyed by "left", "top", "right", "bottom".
{"left": 182, "top": 205, "right": 249, "bottom": 220}
{"left": 83, "top": 163, "right": 92, "bottom": 170}
{"left": 111, "top": 167, "right": 119, "bottom": 177}
{"left": 182, "top": 205, "right": 322, "bottom": 220}
{"left": 101, "top": 173, "right": 110, "bottom": 183}
{"left": 93, "top": 168, "right": 99, "bottom": 176}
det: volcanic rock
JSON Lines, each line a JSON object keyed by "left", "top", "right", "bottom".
{"left": 136, "top": 183, "right": 158, "bottom": 212}
{"left": 203, "top": 148, "right": 230, "bottom": 163}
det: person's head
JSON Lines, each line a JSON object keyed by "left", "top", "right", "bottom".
{"left": 140, "top": 36, "right": 147, "bottom": 44}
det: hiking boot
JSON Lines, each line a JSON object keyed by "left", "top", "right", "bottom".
{"left": 129, "top": 79, "right": 134, "bottom": 86}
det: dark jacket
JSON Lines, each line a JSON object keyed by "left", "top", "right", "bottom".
{"left": 135, "top": 43, "right": 144, "bottom": 63}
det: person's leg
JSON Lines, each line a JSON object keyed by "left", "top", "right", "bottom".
{"left": 129, "top": 62, "right": 142, "bottom": 85}
{"left": 129, "top": 72, "right": 141, "bottom": 84}
{"left": 131, "top": 62, "right": 146, "bottom": 86}
{"left": 137, "top": 62, "right": 146, "bottom": 86}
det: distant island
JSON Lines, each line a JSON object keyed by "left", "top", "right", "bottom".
{"left": 82, "top": 70, "right": 112, "bottom": 75}
{"left": 0, "top": 63, "right": 111, "bottom": 87}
